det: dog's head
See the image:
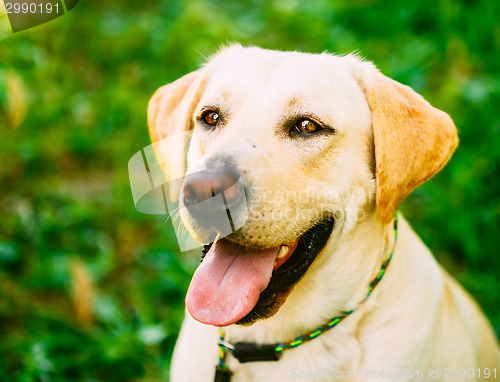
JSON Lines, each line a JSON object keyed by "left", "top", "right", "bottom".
{"left": 148, "top": 45, "right": 458, "bottom": 326}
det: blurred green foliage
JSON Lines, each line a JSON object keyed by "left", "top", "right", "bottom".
{"left": 0, "top": 0, "right": 499, "bottom": 380}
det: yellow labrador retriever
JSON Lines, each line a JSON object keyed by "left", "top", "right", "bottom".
{"left": 148, "top": 45, "right": 499, "bottom": 381}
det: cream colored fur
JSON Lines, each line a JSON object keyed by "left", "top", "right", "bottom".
{"left": 147, "top": 45, "right": 500, "bottom": 381}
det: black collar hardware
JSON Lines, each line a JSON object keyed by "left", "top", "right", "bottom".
{"left": 214, "top": 368, "right": 232, "bottom": 382}
{"left": 231, "top": 342, "right": 281, "bottom": 363}
{"left": 214, "top": 342, "right": 281, "bottom": 382}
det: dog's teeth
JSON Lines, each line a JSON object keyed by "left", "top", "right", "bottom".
{"left": 277, "top": 245, "right": 289, "bottom": 259}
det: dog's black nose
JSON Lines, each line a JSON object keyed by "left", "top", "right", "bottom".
{"left": 183, "top": 168, "right": 242, "bottom": 207}
{"left": 181, "top": 159, "right": 247, "bottom": 238}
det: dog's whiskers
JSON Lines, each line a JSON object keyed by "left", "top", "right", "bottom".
{"left": 164, "top": 205, "right": 180, "bottom": 225}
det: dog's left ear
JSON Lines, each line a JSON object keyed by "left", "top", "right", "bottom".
{"left": 352, "top": 60, "right": 459, "bottom": 223}
{"left": 148, "top": 68, "right": 208, "bottom": 201}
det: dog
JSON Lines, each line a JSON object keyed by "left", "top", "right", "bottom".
{"left": 147, "top": 45, "right": 500, "bottom": 381}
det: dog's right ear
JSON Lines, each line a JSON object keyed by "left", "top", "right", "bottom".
{"left": 148, "top": 69, "right": 207, "bottom": 201}
{"left": 350, "top": 57, "right": 458, "bottom": 224}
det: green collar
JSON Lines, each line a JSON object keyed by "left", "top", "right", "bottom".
{"left": 214, "top": 211, "right": 399, "bottom": 382}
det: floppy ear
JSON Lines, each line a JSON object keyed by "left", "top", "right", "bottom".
{"left": 148, "top": 69, "right": 207, "bottom": 201}
{"left": 354, "top": 61, "right": 458, "bottom": 223}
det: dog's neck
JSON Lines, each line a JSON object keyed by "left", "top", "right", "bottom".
{"left": 223, "top": 211, "right": 397, "bottom": 344}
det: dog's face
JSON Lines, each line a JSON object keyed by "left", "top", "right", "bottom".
{"left": 148, "top": 45, "right": 458, "bottom": 327}
{"left": 188, "top": 48, "right": 374, "bottom": 247}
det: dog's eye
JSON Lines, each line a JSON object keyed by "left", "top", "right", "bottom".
{"left": 294, "top": 119, "right": 322, "bottom": 134}
{"left": 201, "top": 110, "right": 220, "bottom": 126}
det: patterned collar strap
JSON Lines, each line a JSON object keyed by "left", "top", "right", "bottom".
{"left": 214, "top": 211, "right": 400, "bottom": 382}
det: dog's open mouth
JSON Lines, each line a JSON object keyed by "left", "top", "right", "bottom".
{"left": 185, "top": 216, "right": 335, "bottom": 327}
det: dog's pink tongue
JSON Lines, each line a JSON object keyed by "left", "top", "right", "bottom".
{"left": 186, "top": 238, "right": 278, "bottom": 326}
